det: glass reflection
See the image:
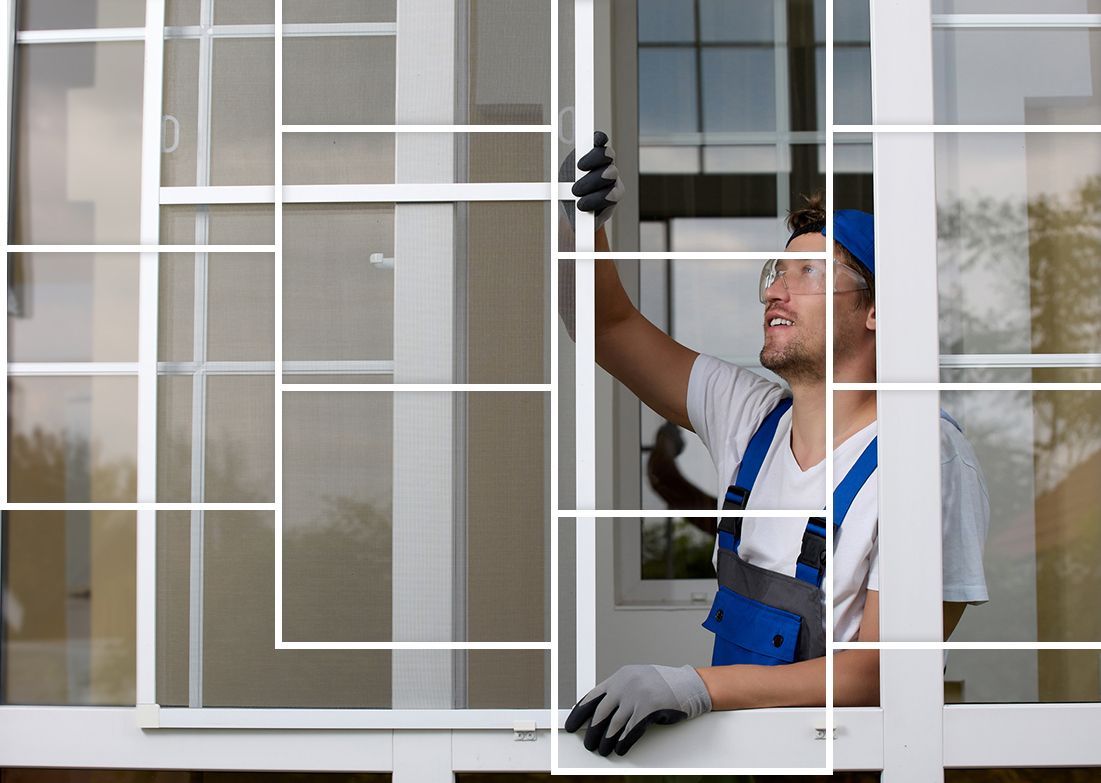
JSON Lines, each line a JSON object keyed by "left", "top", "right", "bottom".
{"left": 12, "top": 43, "right": 144, "bottom": 244}
{"left": 935, "top": 28, "right": 1101, "bottom": 124}
{"left": 938, "top": 134, "right": 1101, "bottom": 362}
{"left": 9, "top": 377, "right": 137, "bottom": 503}
{"left": 2, "top": 511, "right": 136, "bottom": 705}
{"left": 8, "top": 254, "right": 139, "bottom": 363}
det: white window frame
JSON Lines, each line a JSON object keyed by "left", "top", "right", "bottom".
{"left": 0, "top": 0, "right": 560, "bottom": 778}
{"left": 559, "top": 0, "right": 1101, "bottom": 777}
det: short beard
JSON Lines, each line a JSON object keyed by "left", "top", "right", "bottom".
{"left": 760, "top": 340, "right": 824, "bottom": 384}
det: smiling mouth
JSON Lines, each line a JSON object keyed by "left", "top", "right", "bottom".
{"left": 767, "top": 317, "right": 794, "bottom": 328}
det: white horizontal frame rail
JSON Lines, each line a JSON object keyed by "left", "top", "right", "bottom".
{"left": 161, "top": 184, "right": 556, "bottom": 203}
{"left": 277, "top": 642, "right": 550, "bottom": 651}
{"left": 559, "top": 251, "right": 828, "bottom": 260}
{"left": 0, "top": 708, "right": 556, "bottom": 770}
{"left": 836, "top": 382, "right": 1101, "bottom": 392}
{"left": 1, "top": 503, "right": 275, "bottom": 511}
{"left": 555, "top": 708, "right": 836, "bottom": 773}
{"left": 940, "top": 353, "right": 1101, "bottom": 368}
{"left": 15, "top": 23, "right": 399, "bottom": 44}
{"left": 8, "top": 361, "right": 396, "bottom": 375}
{"left": 556, "top": 509, "right": 828, "bottom": 518}
{"left": 154, "top": 708, "right": 552, "bottom": 730}
{"left": 284, "top": 124, "right": 552, "bottom": 133}
{"left": 931, "top": 14, "right": 1101, "bottom": 28}
{"left": 944, "top": 704, "right": 1101, "bottom": 767}
{"left": 284, "top": 384, "right": 551, "bottom": 392}
{"left": 837, "top": 124, "right": 1101, "bottom": 133}
{"left": 9, "top": 244, "right": 276, "bottom": 252}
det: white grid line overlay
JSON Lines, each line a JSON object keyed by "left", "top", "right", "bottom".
{"left": 824, "top": 0, "right": 835, "bottom": 770}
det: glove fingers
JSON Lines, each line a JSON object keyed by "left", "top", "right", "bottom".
{"left": 578, "top": 189, "right": 615, "bottom": 215}
{"left": 577, "top": 144, "right": 614, "bottom": 172}
{"left": 564, "top": 692, "right": 603, "bottom": 734}
{"left": 597, "top": 724, "right": 624, "bottom": 757}
{"left": 616, "top": 708, "right": 688, "bottom": 757}
{"left": 583, "top": 713, "right": 613, "bottom": 753}
{"left": 593, "top": 130, "right": 609, "bottom": 147}
{"left": 572, "top": 166, "right": 616, "bottom": 198}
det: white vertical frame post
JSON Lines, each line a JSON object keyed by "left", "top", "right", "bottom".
{"left": 136, "top": 0, "right": 167, "bottom": 719}
{"left": 870, "top": 0, "right": 944, "bottom": 780}
{"left": 273, "top": 0, "right": 285, "bottom": 655}
{"left": 391, "top": 0, "right": 458, "bottom": 709}
{"left": 572, "top": 0, "right": 596, "bottom": 706}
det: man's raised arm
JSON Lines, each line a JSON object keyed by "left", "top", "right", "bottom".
{"left": 572, "top": 133, "right": 700, "bottom": 431}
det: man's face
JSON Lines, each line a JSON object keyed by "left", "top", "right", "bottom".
{"left": 759, "top": 232, "right": 873, "bottom": 383}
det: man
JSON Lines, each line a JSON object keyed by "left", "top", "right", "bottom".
{"left": 564, "top": 134, "right": 990, "bottom": 757}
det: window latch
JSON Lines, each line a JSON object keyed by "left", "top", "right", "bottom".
{"left": 369, "top": 253, "right": 394, "bottom": 271}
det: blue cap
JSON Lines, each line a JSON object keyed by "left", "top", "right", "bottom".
{"left": 822, "top": 210, "right": 875, "bottom": 277}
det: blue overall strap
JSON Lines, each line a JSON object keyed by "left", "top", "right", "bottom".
{"left": 719, "top": 397, "right": 793, "bottom": 554}
{"left": 794, "top": 436, "right": 878, "bottom": 587}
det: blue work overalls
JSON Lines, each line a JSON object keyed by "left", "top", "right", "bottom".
{"left": 702, "top": 397, "right": 878, "bottom": 666}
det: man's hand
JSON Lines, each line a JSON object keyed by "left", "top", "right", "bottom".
{"left": 564, "top": 664, "right": 712, "bottom": 756}
{"left": 570, "top": 131, "right": 624, "bottom": 229}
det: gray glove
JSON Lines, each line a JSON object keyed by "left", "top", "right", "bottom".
{"left": 559, "top": 131, "right": 625, "bottom": 230}
{"left": 564, "top": 664, "right": 712, "bottom": 756}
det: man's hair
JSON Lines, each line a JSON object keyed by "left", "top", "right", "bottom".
{"left": 786, "top": 192, "right": 875, "bottom": 311}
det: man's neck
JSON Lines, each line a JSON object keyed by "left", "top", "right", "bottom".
{"left": 787, "top": 367, "right": 877, "bottom": 468}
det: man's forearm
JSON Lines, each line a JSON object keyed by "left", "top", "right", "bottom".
{"left": 695, "top": 650, "right": 880, "bottom": 710}
{"left": 594, "top": 226, "right": 637, "bottom": 338}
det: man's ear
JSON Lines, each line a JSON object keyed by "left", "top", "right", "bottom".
{"left": 866, "top": 304, "right": 876, "bottom": 332}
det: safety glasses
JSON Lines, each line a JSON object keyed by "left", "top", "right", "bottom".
{"left": 758, "top": 258, "right": 870, "bottom": 304}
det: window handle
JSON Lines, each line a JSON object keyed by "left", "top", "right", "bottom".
{"left": 162, "top": 114, "right": 180, "bottom": 154}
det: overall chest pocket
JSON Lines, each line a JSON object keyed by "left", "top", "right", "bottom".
{"left": 703, "top": 585, "right": 802, "bottom": 666}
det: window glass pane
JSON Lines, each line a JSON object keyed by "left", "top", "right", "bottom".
{"left": 701, "top": 48, "right": 776, "bottom": 132}
{"left": 12, "top": 43, "right": 144, "bottom": 244}
{"left": 282, "top": 391, "right": 546, "bottom": 644}
{"left": 161, "top": 39, "right": 198, "bottom": 187}
{"left": 466, "top": 0, "right": 551, "bottom": 125}
{"left": 283, "top": 202, "right": 547, "bottom": 384}
{"left": 9, "top": 253, "right": 138, "bottom": 362}
{"left": 165, "top": 0, "right": 199, "bottom": 26}
{"left": 157, "top": 375, "right": 274, "bottom": 503}
{"left": 282, "top": 205, "right": 393, "bottom": 365}
{"left": 946, "top": 650, "right": 1101, "bottom": 703}
{"left": 1, "top": 511, "right": 136, "bottom": 705}
{"left": 283, "top": 36, "right": 395, "bottom": 125}
{"left": 464, "top": 202, "right": 549, "bottom": 384}
{"left": 637, "top": 0, "right": 695, "bottom": 44}
{"left": 158, "top": 510, "right": 547, "bottom": 708}
{"left": 160, "top": 205, "right": 276, "bottom": 244}
{"left": 285, "top": 0, "right": 396, "bottom": 24}
{"left": 10, "top": 377, "right": 137, "bottom": 502}
{"left": 699, "top": 0, "right": 774, "bottom": 43}
{"left": 638, "top": 2, "right": 824, "bottom": 250}
{"left": 834, "top": 0, "right": 871, "bottom": 125}
{"left": 941, "top": 390, "right": 1101, "bottom": 643}
{"left": 212, "top": 0, "right": 272, "bottom": 25}
{"left": 641, "top": 518, "right": 715, "bottom": 579}
{"left": 212, "top": 39, "right": 275, "bottom": 185}
{"left": 17, "top": 0, "right": 144, "bottom": 29}
{"left": 934, "top": 28, "right": 1101, "bottom": 123}
{"left": 283, "top": 133, "right": 548, "bottom": 185}
{"left": 164, "top": 37, "right": 274, "bottom": 187}
{"left": 158, "top": 252, "right": 274, "bottom": 363}
{"left": 639, "top": 48, "right": 698, "bottom": 136}
{"left": 937, "top": 134, "right": 1101, "bottom": 368}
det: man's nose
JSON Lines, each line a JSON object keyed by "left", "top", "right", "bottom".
{"left": 764, "top": 276, "right": 790, "bottom": 303}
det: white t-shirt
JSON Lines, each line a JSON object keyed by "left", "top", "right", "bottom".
{"left": 687, "top": 353, "right": 990, "bottom": 642}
